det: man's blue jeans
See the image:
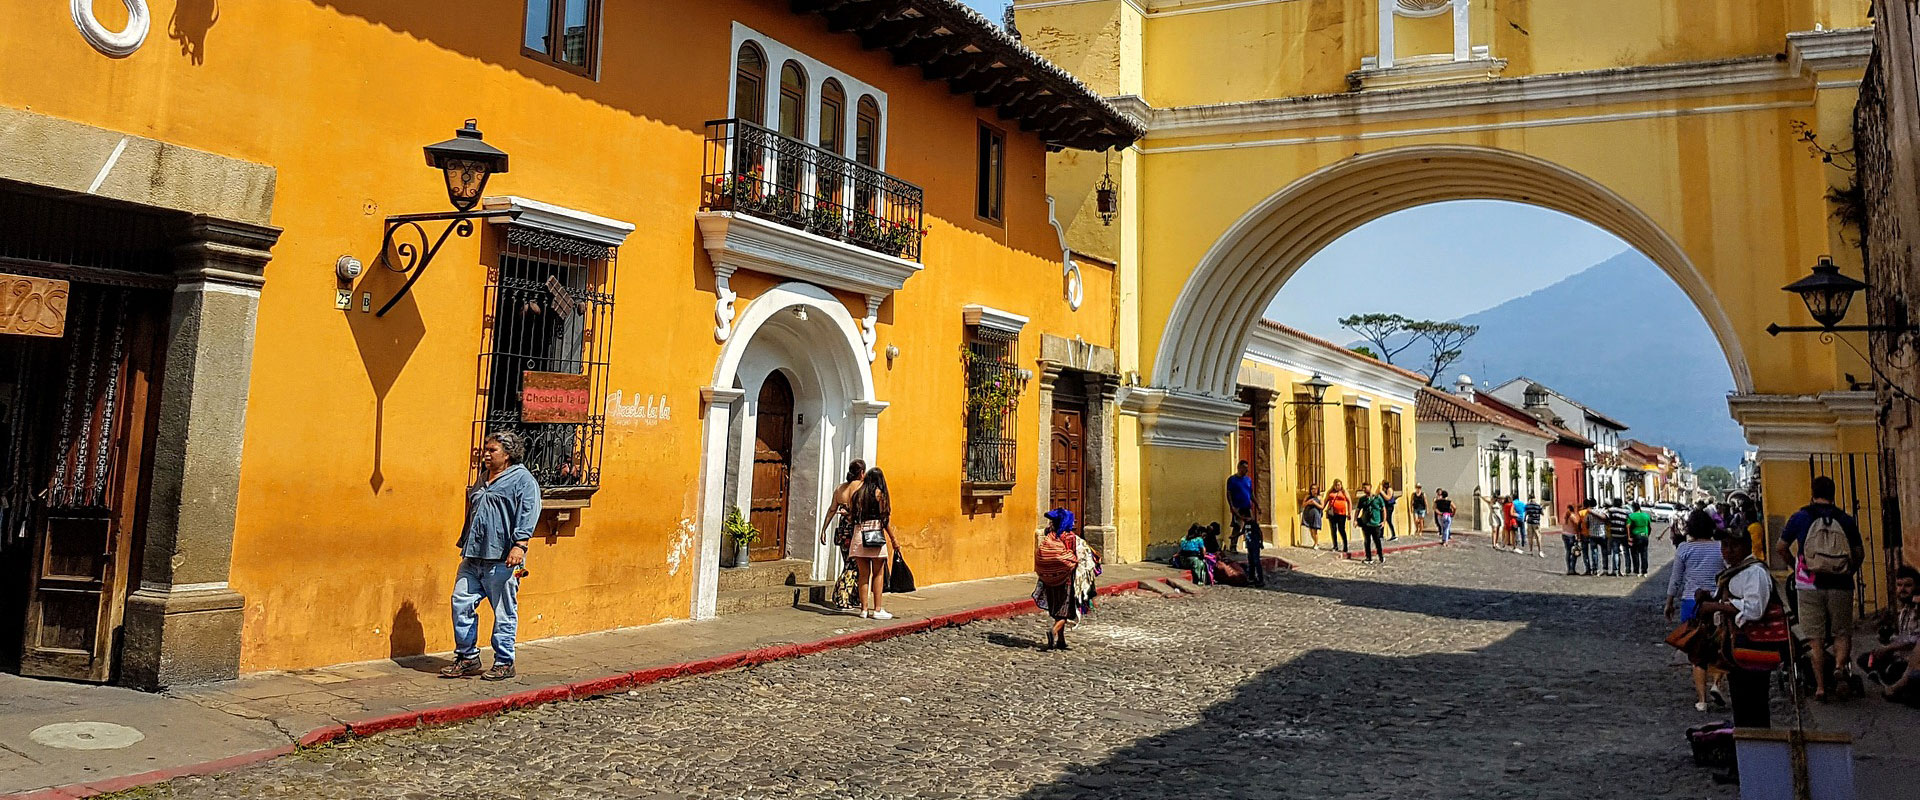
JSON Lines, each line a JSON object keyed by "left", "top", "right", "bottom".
{"left": 452, "top": 557, "right": 520, "bottom": 664}
{"left": 1515, "top": 521, "right": 1529, "bottom": 549}
{"left": 1562, "top": 534, "right": 1582, "bottom": 573}
{"left": 1606, "top": 536, "right": 1628, "bottom": 574}
{"left": 1583, "top": 537, "right": 1604, "bottom": 574}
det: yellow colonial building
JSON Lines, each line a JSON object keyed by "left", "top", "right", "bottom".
{"left": 1232, "top": 321, "right": 1425, "bottom": 550}
{"left": 0, "top": 0, "right": 1138, "bottom": 685}
{"left": 1018, "top": 0, "right": 1889, "bottom": 562}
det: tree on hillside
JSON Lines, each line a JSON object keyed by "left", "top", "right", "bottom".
{"left": 1406, "top": 320, "right": 1480, "bottom": 386}
{"left": 1350, "top": 345, "right": 1381, "bottom": 359}
{"left": 1696, "top": 465, "right": 1735, "bottom": 497}
{"left": 1338, "top": 314, "right": 1417, "bottom": 364}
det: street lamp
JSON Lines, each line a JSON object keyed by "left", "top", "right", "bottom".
{"left": 1492, "top": 432, "right": 1513, "bottom": 452}
{"left": 370, "top": 120, "right": 521, "bottom": 318}
{"left": 1096, "top": 150, "right": 1118, "bottom": 226}
{"left": 424, "top": 119, "right": 511, "bottom": 213}
{"left": 1766, "top": 255, "right": 1920, "bottom": 337}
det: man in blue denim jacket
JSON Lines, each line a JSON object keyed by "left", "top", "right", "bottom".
{"left": 442, "top": 430, "right": 541, "bottom": 681}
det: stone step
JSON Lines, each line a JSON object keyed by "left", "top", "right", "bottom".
{"left": 1139, "top": 580, "right": 1183, "bottom": 598}
{"left": 1164, "top": 576, "right": 1207, "bottom": 595}
{"left": 713, "top": 581, "right": 835, "bottom": 616}
{"left": 716, "top": 559, "right": 814, "bottom": 593}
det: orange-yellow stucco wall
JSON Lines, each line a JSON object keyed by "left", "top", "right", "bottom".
{"left": 0, "top": 0, "right": 1112, "bottom": 671}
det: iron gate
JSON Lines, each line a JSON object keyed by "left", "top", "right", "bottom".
{"left": 1807, "top": 452, "right": 1902, "bottom": 617}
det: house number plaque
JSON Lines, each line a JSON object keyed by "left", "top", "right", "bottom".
{"left": 0, "top": 274, "right": 69, "bottom": 338}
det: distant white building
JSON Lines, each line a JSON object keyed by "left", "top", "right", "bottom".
{"left": 1416, "top": 377, "right": 1554, "bottom": 531}
{"left": 1489, "top": 378, "right": 1631, "bottom": 503}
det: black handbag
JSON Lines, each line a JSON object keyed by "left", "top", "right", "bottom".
{"left": 859, "top": 519, "right": 886, "bottom": 548}
{"left": 886, "top": 550, "right": 916, "bottom": 594}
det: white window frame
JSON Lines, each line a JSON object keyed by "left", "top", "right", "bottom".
{"left": 729, "top": 23, "right": 890, "bottom": 169}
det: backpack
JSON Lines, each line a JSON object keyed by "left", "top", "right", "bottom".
{"left": 1802, "top": 513, "right": 1853, "bottom": 575}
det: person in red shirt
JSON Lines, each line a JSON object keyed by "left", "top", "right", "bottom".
{"left": 1326, "top": 480, "right": 1351, "bottom": 554}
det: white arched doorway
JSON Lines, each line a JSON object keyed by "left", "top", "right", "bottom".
{"left": 693, "top": 282, "right": 882, "bottom": 619}
{"left": 1151, "top": 144, "right": 1755, "bottom": 413}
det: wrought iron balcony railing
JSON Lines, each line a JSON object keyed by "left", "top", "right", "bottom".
{"left": 702, "top": 119, "right": 926, "bottom": 262}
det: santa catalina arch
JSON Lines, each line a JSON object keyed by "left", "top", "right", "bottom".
{"left": 1017, "top": 0, "right": 1878, "bottom": 555}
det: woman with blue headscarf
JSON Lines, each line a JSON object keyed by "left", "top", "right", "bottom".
{"left": 1035, "top": 508, "right": 1096, "bottom": 650}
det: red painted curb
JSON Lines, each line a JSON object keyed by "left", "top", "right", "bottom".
{"left": 5, "top": 575, "right": 1165, "bottom": 800}
{"left": 297, "top": 724, "right": 349, "bottom": 747}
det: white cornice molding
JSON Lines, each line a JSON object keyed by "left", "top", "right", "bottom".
{"left": 963, "top": 304, "right": 1030, "bottom": 334}
{"left": 695, "top": 211, "right": 921, "bottom": 300}
{"left": 1242, "top": 326, "right": 1425, "bottom": 403}
{"left": 1117, "top": 387, "right": 1243, "bottom": 450}
{"left": 1133, "top": 55, "right": 1803, "bottom": 141}
{"left": 482, "top": 196, "right": 635, "bottom": 245}
{"left": 1725, "top": 391, "right": 1877, "bottom": 459}
{"left": 1787, "top": 27, "right": 1874, "bottom": 76}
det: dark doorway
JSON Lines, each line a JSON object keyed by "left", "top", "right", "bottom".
{"left": 749, "top": 372, "right": 794, "bottom": 562}
{"left": 2, "top": 284, "right": 164, "bottom": 682}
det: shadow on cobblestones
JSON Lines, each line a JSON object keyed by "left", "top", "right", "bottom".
{"left": 1015, "top": 559, "right": 1718, "bottom": 800}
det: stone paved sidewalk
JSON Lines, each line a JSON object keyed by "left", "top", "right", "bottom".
{"left": 0, "top": 561, "right": 1184, "bottom": 798}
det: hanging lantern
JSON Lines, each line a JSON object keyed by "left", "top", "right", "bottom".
{"left": 1096, "top": 151, "right": 1118, "bottom": 226}
{"left": 423, "top": 119, "right": 511, "bottom": 213}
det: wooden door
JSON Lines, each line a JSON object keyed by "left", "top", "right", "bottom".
{"left": 1238, "top": 411, "right": 1257, "bottom": 495}
{"left": 17, "top": 286, "right": 159, "bottom": 682}
{"left": 748, "top": 372, "right": 794, "bottom": 562}
{"left": 1050, "top": 406, "right": 1085, "bottom": 524}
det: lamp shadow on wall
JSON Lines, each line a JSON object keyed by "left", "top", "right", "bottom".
{"left": 347, "top": 261, "right": 427, "bottom": 495}
{"left": 167, "top": 0, "right": 220, "bottom": 65}
{"left": 388, "top": 599, "right": 431, "bottom": 666}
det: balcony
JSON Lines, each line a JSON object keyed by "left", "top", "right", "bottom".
{"left": 701, "top": 119, "right": 925, "bottom": 261}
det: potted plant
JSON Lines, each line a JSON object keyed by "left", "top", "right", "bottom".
{"left": 808, "top": 202, "right": 846, "bottom": 239}
{"left": 722, "top": 506, "right": 759, "bottom": 568}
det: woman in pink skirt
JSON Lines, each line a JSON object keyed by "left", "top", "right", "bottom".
{"left": 847, "top": 467, "right": 898, "bottom": 620}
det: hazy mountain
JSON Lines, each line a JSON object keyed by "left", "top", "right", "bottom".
{"left": 1439, "top": 251, "right": 1747, "bottom": 470}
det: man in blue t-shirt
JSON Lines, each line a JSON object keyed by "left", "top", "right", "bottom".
{"left": 1227, "top": 460, "right": 1258, "bottom": 553}
{"left": 1777, "top": 475, "right": 1865, "bottom": 700}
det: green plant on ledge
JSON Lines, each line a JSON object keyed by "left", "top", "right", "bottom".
{"left": 723, "top": 506, "right": 760, "bottom": 549}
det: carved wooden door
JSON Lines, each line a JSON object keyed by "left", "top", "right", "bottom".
{"left": 1050, "top": 406, "right": 1085, "bottom": 524}
{"left": 749, "top": 372, "right": 794, "bottom": 563}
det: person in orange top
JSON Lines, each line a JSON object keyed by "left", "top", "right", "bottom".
{"left": 1326, "top": 479, "right": 1351, "bottom": 554}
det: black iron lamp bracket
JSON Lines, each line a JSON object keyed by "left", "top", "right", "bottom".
{"left": 374, "top": 208, "right": 518, "bottom": 317}
{"left": 1765, "top": 323, "right": 1920, "bottom": 337}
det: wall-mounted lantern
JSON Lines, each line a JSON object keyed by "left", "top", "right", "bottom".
{"left": 1096, "top": 151, "right": 1118, "bottom": 227}
{"left": 371, "top": 120, "right": 520, "bottom": 317}
{"left": 425, "top": 120, "right": 511, "bottom": 212}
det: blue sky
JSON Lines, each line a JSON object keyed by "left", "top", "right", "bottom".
{"left": 1263, "top": 201, "right": 1633, "bottom": 340}
{"left": 963, "top": 0, "right": 1010, "bottom": 19}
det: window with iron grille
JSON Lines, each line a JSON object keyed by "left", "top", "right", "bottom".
{"left": 1345, "top": 405, "right": 1372, "bottom": 489}
{"left": 962, "top": 325, "right": 1023, "bottom": 488}
{"left": 475, "top": 225, "right": 616, "bottom": 503}
{"left": 1293, "top": 394, "right": 1325, "bottom": 495}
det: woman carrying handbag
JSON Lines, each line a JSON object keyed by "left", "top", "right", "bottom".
{"left": 1694, "top": 532, "right": 1789, "bottom": 729}
{"left": 847, "top": 467, "right": 899, "bottom": 620}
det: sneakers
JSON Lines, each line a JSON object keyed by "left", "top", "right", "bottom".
{"left": 1695, "top": 701, "right": 1710, "bottom": 712}
{"left": 871, "top": 610, "right": 894, "bottom": 620}
{"left": 481, "top": 662, "right": 516, "bottom": 681}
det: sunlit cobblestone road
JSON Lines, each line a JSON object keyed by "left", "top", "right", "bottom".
{"left": 153, "top": 540, "right": 1720, "bottom": 799}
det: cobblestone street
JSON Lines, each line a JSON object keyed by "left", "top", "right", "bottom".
{"left": 149, "top": 540, "right": 1720, "bottom": 799}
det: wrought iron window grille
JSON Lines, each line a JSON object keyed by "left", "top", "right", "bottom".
{"left": 962, "top": 326, "right": 1024, "bottom": 489}
{"left": 701, "top": 119, "right": 926, "bottom": 262}
{"left": 472, "top": 225, "right": 616, "bottom": 503}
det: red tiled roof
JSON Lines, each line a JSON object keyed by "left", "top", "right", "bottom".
{"left": 1254, "top": 319, "right": 1432, "bottom": 384}
{"left": 1476, "top": 392, "right": 1594, "bottom": 448}
{"left": 1415, "top": 388, "right": 1553, "bottom": 438}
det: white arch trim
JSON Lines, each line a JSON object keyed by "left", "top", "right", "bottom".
{"left": 1152, "top": 145, "right": 1755, "bottom": 422}
{"left": 692, "top": 282, "right": 882, "bottom": 619}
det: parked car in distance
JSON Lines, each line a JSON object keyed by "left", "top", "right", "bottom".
{"left": 1649, "top": 502, "right": 1683, "bottom": 522}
